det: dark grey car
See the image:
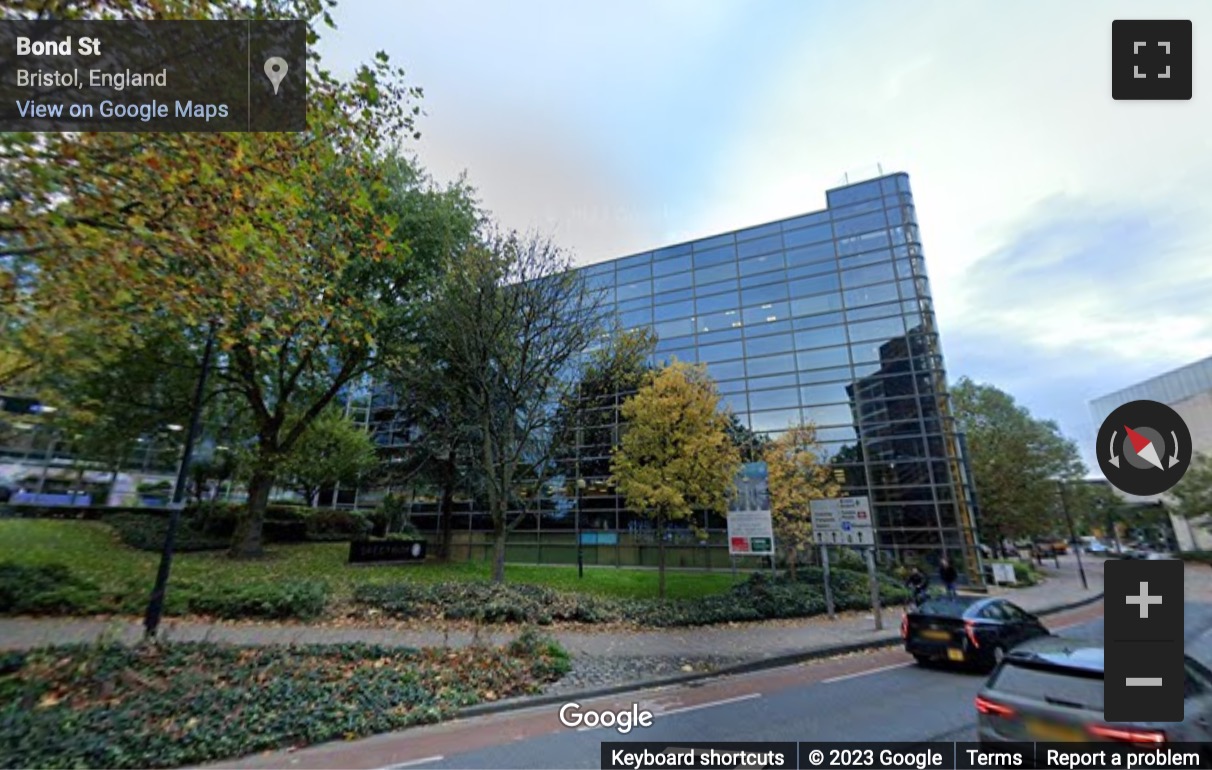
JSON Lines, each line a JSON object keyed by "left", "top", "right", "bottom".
{"left": 977, "top": 636, "right": 1212, "bottom": 745}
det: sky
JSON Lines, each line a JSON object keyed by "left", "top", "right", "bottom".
{"left": 317, "top": 0, "right": 1212, "bottom": 472}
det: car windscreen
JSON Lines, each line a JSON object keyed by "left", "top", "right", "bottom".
{"left": 916, "top": 598, "right": 977, "bottom": 617}
{"left": 988, "top": 661, "right": 1104, "bottom": 711}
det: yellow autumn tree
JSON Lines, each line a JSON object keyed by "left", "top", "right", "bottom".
{"left": 762, "top": 422, "right": 841, "bottom": 579}
{"left": 611, "top": 361, "right": 741, "bottom": 598}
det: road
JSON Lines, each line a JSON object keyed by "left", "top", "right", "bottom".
{"left": 216, "top": 600, "right": 1212, "bottom": 770}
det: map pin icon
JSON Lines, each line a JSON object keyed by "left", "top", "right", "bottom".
{"left": 264, "top": 57, "right": 288, "bottom": 95}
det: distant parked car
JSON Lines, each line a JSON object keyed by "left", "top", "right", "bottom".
{"left": 1084, "top": 541, "right": 1109, "bottom": 554}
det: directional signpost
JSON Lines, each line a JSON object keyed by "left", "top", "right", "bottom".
{"left": 810, "top": 497, "right": 881, "bottom": 630}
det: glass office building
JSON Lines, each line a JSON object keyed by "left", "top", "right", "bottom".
{"left": 377, "top": 172, "right": 983, "bottom": 578}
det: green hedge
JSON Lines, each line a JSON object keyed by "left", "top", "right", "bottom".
{"left": 0, "top": 563, "right": 103, "bottom": 615}
{"left": 354, "top": 567, "right": 910, "bottom": 628}
{"left": 0, "top": 639, "right": 569, "bottom": 769}
{"left": 0, "top": 562, "right": 328, "bottom": 621}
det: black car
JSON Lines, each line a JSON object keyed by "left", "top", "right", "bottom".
{"left": 903, "top": 596, "right": 1050, "bottom": 671}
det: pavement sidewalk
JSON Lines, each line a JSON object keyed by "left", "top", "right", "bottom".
{"left": 0, "top": 553, "right": 1108, "bottom": 658}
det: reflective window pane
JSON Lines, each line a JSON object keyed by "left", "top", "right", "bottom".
{"left": 803, "top": 403, "right": 855, "bottom": 427}
{"left": 837, "top": 229, "right": 891, "bottom": 256}
{"left": 737, "top": 234, "right": 783, "bottom": 258}
{"left": 834, "top": 211, "right": 889, "bottom": 238}
{"left": 782, "top": 210, "right": 830, "bottom": 229}
{"left": 797, "top": 344, "right": 851, "bottom": 370}
{"left": 739, "top": 252, "right": 785, "bottom": 277}
{"left": 653, "top": 287, "right": 694, "bottom": 305}
{"left": 749, "top": 372, "right": 799, "bottom": 390}
{"left": 737, "top": 221, "right": 782, "bottom": 241}
{"left": 653, "top": 254, "right": 691, "bottom": 276}
{"left": 743, "top": 301, "right": 790, "bottom": 326}
{"left": 783, "top": 223, "right": 834, "bottom": 248}
{"left": 791, "top": 292, "right": 843, "bottom": 317}
{"left": 694, "top": 262, "right": 738, "bottom": 284}
{"left": 790, "top": 272, "right": 840, "bottom": 297}
{"left": 693, "top": 245, "right": 737, "bottom": 269}
{"left": 748, "top": 387, "right": 800, "bottom": 410}
{"left": 746, "top": 353, "right": 796, "bottom": 377}
{"left": 695, "top": 233, "right": 736, "bottom": 251}
{"left": 849, "top": 316, "right": 907, "bottom": 344}
{"left": 751, "top": 408, "right": 802, "bottom": 432}
{"left": 697, "top": 327, "right": 743, "bottom": 346}
{"left": 718, "top": 378, "right": 748, "bottom": 395}
{"left": 798, "top": 366, "right": 851, "bottom": 384}
{"left": 718, "top": 391, "right": 747, "bottom": 414}
{"left": 844, "top": 282, "right": 900, "bottom": 307}
{"left": 654, "top": 271, "right": 692, "bottom": 293}
{"left": 696, "top": 292, "right": 738, "bottom": 315}
{"left": 654, "top": 318, "right": 695, "bottom": 340}
{"left": 617, "top": 296, "right": 652, "bottom": 313}
{"left": 707, "top": 359, "right": 746, "bottom": 382}
{"left": 617, "top": 280, "right": 652, "bottom": 300}
{"left": 620, "top": 307, "right": 652, "bottom": 328}
{"left": 654, "top": 299, "right": 694, "bottom": 321}
{"left": 793, "top": 311, "right": 845, "bottom": 330}
{"left": 841, "top": 262, "right": 896, "bottom": 288}
{"left": 831, "top": 198, "right": 885, "bottom": 219}
{"left": 654, "top": 243, "right": 691, "bottom": 260}
{"left": 800, "top": 382, "right": 852, "bottom": 406}
{"left": 827, "top": 180, "right": 882, "bottom": 207}
{"left": 785, "top": 241, "right": 837, "bottom": 269}
{"left": 698, "top": 310, "right": 743, "bottom": 333}
{"left": 699, "top": 340, "right": 744, "bottom": 363}
{"left": 742, "top": 282, "right": 789, "bottom": 306}
{"left": 846, "top": 302, "right": 902, "bottom": 322}
{"left": 744, "top": 333, "right": 793, "bottom": 357}
{"left": 795, "top": 324, "right": 848, "bottom": 350}
{"left": 617, "top": 263, "right": 651, "bottom": 283}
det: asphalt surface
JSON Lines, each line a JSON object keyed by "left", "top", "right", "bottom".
{"left": 387, "top": 602, "right": 1212, "bottom": 770}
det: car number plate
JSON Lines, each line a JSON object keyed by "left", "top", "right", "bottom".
{"left": 920, "top": 630, "right": 950, "bottom": 641}
{"left": 1026, "top": 719, "right": 1085, "bottom": 742}
{"left": 947, "top": 648, "right": 964, "bottom": 661}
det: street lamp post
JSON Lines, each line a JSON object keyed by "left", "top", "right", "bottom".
{"left": 1057, "top": 480, "right": 1088, "bottom": 590}
{"left": 576, "top": 477, "right": 587, "bottom": 578}
{"left": 143, "top": 320, "right": 218, "bottom": 641}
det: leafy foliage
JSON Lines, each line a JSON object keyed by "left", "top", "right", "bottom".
{"left": 355, "top": 567, "right": 907, "bottom": 627}
{"left": 405, "top": 233, "right": 607, "bottom": 582}
{"left": 0, "top": 563, "right": 102, "bottom": 615}
{"left": 1171, "top": 452, "right": 1212, "bottom": 524}
{"left": 276, "top": 409, "right": 379, "bottom": 505}
{"left": 0, "top": 640, "right": 568, "bottom": 769}
{"left": 611, "top": 362, "right": 741, "bottom": 597}
{"left": 185, "top": 580, "right": 328, "bottom": 621}
{"left": 762, "top": 423, "right": 840, "bottom": 578}
{"left": 950, "top": 378, "right": 1085, "bottom": 546}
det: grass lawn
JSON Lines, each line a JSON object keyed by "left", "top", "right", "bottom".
{"left": 0, "top": 520, "right": 742, "bottom": 611}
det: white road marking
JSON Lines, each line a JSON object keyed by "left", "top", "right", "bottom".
{"left": 822, "top": 661, "right": 913, "bottom": 683}
{"left": 378, "top": 755, "right": 445, "bottom": 769}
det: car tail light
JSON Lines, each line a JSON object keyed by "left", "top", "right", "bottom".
{"left": 901, "top": 614, "right": 908, "bottom": 639}
{"left": 965, "top": 620, "right": 980, "bottom": 648}
{"left": 1087, "top": 725, "right": 1166, "bottom": 744}
{"left": 974, "top": 695, "right": 1015, "bottom": 718}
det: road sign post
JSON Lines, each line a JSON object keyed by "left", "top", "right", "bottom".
{"left": 812, "top": 497, "right": 879, "bottom": 630}
{"left": 820, "top": 544, "right": 835, "bottom": 619}
{"left": 727, "top": 510, "right": 775, "bottom": 558}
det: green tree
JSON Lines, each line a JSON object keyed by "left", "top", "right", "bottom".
{"left": 611, "top": 362, "right": 741, "bottom": 598}
{"left": 276, "top": 409, "right": 379, "bottom": 505}
{"left": 1171, "top": 452, "right": 1212, "bottom": 536}
{"left": 762, "top": 422, "right": 840, "bottom": 579}
{"left": 410, "top": 232, "right": 606, "bottom": 582}
{"left": 951, "top": 377, "right": 1085, "bottom": 549}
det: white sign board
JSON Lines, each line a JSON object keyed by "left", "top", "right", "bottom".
{"left": 991, "top": 563, "right": 1017, "bottom": 585}
{"left": 810, "top": 497, "right": 875, "bottom": 546}
{"left": 727, "top": 509, "right": 775, "bottom": 555}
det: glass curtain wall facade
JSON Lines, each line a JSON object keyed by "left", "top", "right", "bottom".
{"left": 399, "top": 172, "right": 981, "bottom": 578}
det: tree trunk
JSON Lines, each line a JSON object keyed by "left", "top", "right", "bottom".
{"left": 491, "top": 514, "right": 507, "bottom": 583}
{"left": 230, "top": 469, "right": 272, "bottom": 558}
{"left": 657, "top": 511, "right": 667, "bottom": 599}
{"left": 439, "top": 454, "right": 456, "bottom": 561}
{"left": 788, "top": 546, "right": 798, "bottom": 581}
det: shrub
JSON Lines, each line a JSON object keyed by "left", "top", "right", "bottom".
{"left": 353, "top": 582, "right": 620, "bottom": 625}
{"left": 102, "top": 513, "right": 229, "bottom": 553}
{"left": 304, "top": 509, "right": 371, "bottom": 541}
{"left": 184, "top": 579, "right": 328, "bottom": 621}
{"left": 0, "top": 641, "right": 567, "bottom": 769}
{"left": 1180, "top": 551, "right": 1212, "bottom": 565}
{"left": 0, "top": 562, "right": 104, "bottom": 615}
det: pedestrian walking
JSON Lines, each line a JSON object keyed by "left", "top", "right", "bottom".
{"left": 939, "top": 557, "right": 958, "bottom": 598}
